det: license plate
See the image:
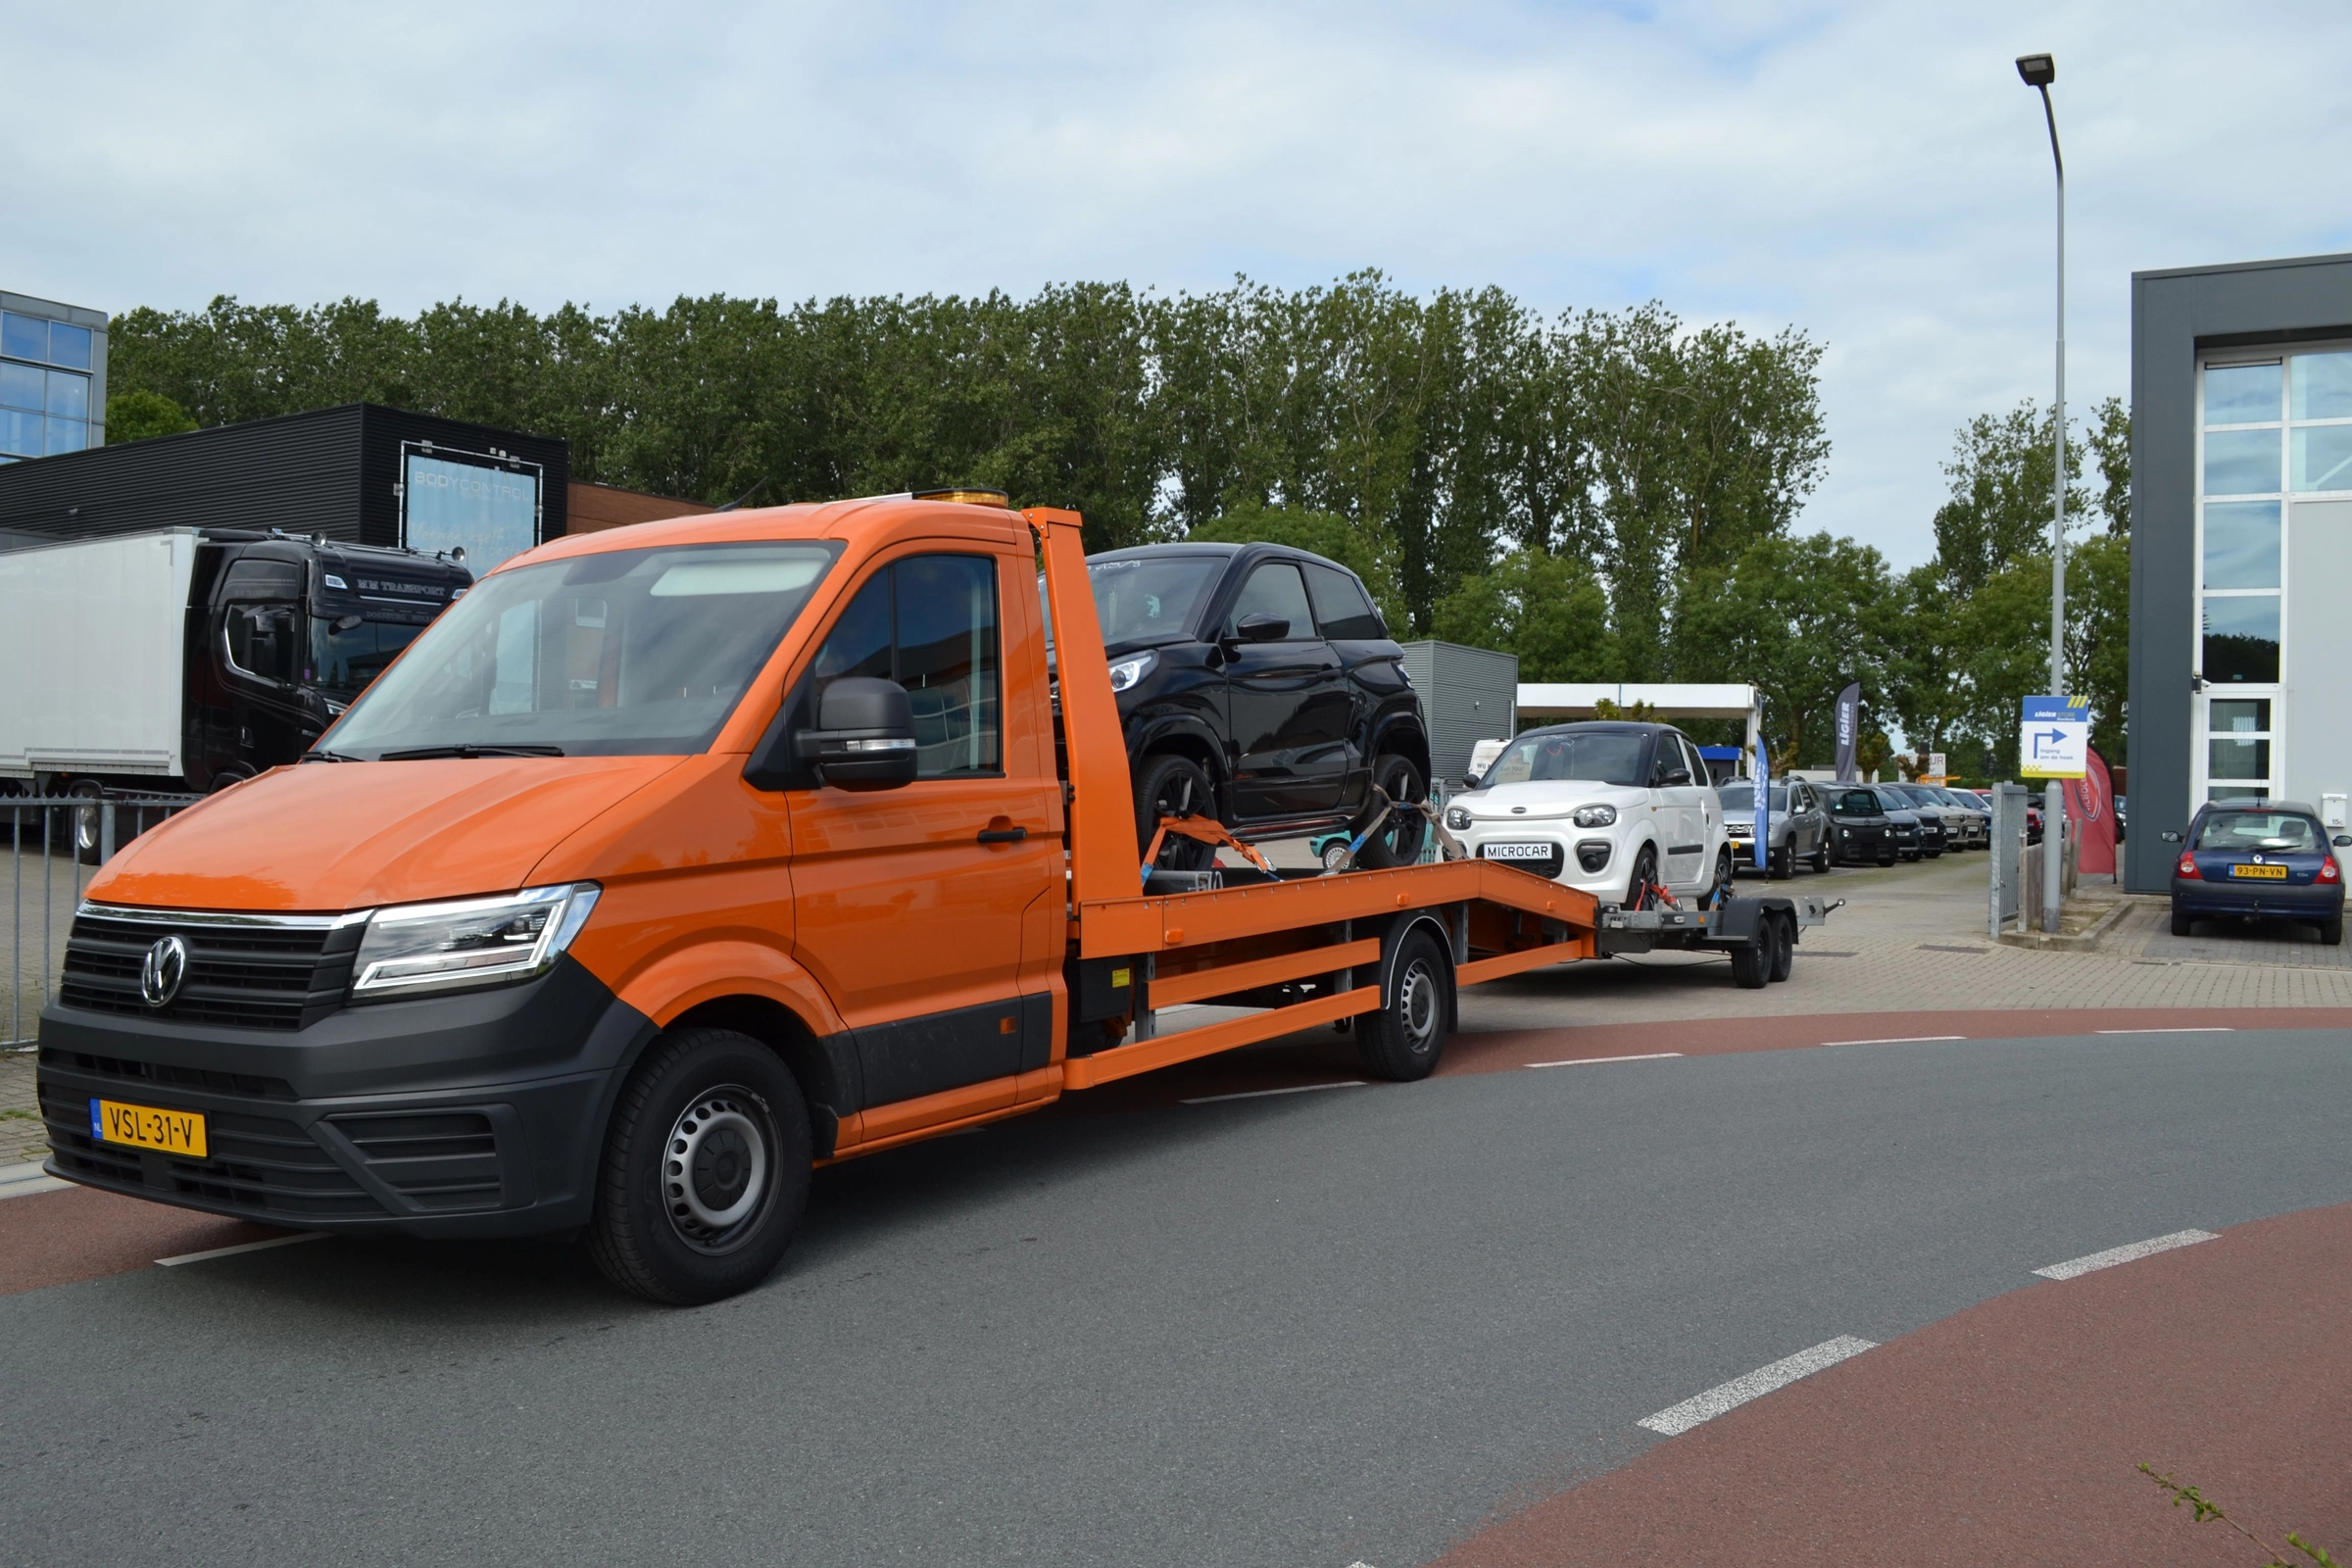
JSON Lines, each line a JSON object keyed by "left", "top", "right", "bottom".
{"left": 90, "top": 1099, "right": 208, "bottom": 1157}
{"left": 1482, "top": 842, "right": 1553, "bottom": 861}
{"left": 2230, "top": 863, "right": 2289, "bottom": 880}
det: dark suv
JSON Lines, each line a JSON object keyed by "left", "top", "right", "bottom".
{"left": 1058, "top": 543, "right": 1431, "bottom": 869}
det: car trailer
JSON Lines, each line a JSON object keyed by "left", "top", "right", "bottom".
{"left": 1593, "top": 893, "right": 1843, "bottom": 989}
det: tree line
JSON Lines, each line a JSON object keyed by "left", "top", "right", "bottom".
{"left": 103, "top": 277, "right": 2126, "bottom": 779}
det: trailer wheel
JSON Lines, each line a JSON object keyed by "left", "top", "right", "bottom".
{"left": 1356, "top": 928, "right": 1451, "bottom": 1082}
{"left": 1730, "top": 929, "right": 1769, "bottom": 989}
{"left": 1767, "top": 912, "right": 1795, "bottom": 982}
{"left": 588, "top": 1027, "right": 811, "bottom": 1305}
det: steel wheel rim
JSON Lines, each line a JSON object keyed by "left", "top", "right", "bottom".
{"left": 1396, "top": 957, "right": 1441, "bottom": 1055}
{"left": 662, "top": 1087, "right": 775, "bottom": 1253}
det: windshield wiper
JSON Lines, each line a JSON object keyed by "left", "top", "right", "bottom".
{"left": 378, "top": 744, "right": 568, "bottom": 760}
{"left": 301, "top": 749, "right": 365, "bottom": 764}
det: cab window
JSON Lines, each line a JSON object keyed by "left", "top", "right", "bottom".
{"left": 1303, "top": 564, "right": 1385, "bottom": 639}
{"left": 811, "top": 554, "right": 1002, "bottom": 778}
{"left": 1225, "top": 563, "right": 1315, "bottom": 639}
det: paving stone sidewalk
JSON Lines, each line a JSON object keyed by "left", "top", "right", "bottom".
{"left": 1, "top": 1052, "right": 43, "bottom": 1166}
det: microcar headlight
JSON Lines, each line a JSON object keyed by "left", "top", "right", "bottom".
{"left": 1106, "top": 651, "right": 1158, "bottom": 693}
{"left": 351, "top": 882, "right": 601, "bottom": 1001}
{"left": 1572, "top": 805, "right": 1617, "bottom": 828}
{"left": 1445, "top": 806, "right": 1472, "bottom": 830}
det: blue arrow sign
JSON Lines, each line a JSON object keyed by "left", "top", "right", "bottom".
{"left": 2036, "top": 727, "right": 2066, "bottom": 748}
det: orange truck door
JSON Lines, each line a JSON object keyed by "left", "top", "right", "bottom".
{"left": 785, "top": 549, "right": 1059, "bottom": 1124}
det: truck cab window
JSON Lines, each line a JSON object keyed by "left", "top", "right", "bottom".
{"left": 810, "top": 554, "right": 1001, "bottom": 778}
{"left": 226, "top": 604, "right": 299, "bottom": 685}
{"left": 310, "top": 614, "right": 425, "bottom": 698}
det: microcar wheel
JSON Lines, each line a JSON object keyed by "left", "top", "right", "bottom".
{"left": 1354, "top": 755, "right": 1429, "bottom": 869}
{"left": 589, "top": 1028, "right": 810, "bottom": 1305}
{"left": 1356, "top": 928, "right": 1452, "bottom": 1082}
{"left": 1135, "top": 754, "right": 1218, "bottom": 872}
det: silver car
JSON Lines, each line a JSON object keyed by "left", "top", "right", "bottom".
{"left": 1716, "top": 777, "right": 1832, "bottom": 878}
{"left": 1894, "top": 783, "right": 1987, "bottom": 850}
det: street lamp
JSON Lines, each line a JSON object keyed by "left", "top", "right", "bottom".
{"left": 2018, "top": 51, "right": 2066, "bottom": 934}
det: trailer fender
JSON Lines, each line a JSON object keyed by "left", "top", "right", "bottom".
{"left": 1367, "top": 907, "right": 1461, "bottom": 1036}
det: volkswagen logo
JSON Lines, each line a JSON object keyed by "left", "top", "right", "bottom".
{"left": 140, "top": 934, "right": 190, "bottom": 1008}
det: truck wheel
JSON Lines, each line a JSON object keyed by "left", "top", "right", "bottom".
{"left": 1730, "top": 932, "right": 1769, "bottom": 989}
{"left": 1135, "top": 754, "right": 1217, "bottom": 872}
{"left": 1353, "top": 755, "right": 1429, "bottom": 869}
{"left": 588, "top": 1028, "right": 811, "bottom": 1306}
{"left": 1768, "top": 912, "right": 1795, "bottom": 982}
{"left": 1356, "top": 928, "right": 1451, "bottom": 1082}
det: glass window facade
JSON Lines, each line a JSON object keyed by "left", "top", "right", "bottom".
{"left": 0, "top": 304, "right": 100, "bottom": 462}
{"left": 2193, "top": 344, "right": 2352, "bottom": 803}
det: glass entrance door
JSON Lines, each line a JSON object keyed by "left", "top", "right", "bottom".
{"left": 2194, "top": 694, "right": 2278, "bottom": 804}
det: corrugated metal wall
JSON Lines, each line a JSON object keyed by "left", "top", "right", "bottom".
{"left": 1399, "top": 640, "right": 1518, "bottom": 793}
{"left": 0, "top": 404, "right": 569, "bottom": 554}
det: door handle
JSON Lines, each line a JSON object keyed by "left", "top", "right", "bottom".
{"left": 977, "top": 826, "right": 1028, "bottom": 845}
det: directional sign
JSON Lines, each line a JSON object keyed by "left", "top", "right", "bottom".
{"left": 2019, "top": 696, "right": 2088, "bottom": 780}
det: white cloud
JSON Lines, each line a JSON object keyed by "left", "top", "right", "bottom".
{"left": 7, "top": 0, "right": 2351, "bottom": 566}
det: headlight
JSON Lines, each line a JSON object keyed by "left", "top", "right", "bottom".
{"left": 1839, "top": 827, "right": 1850, "bottom": 837}
{"left": 1572, "top": 805, "right": 1617, "bottom": 828}
{"left": 351, "top": 882, "right": 601, "bottom": 1001}
{"left": 1445, "top": 806, "right": 1471, "bottom": 830}
{"left": 1106, "top": 651, "right": 1158, "bottom": 693}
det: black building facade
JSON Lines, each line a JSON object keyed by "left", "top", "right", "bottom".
{"left": 2130, "top": 251, "right": 2352, "bottom": 891}
{"left": 0, "top": 403, "right": 569, "bottom": 569}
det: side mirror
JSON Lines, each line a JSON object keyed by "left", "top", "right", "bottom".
{"left": 794, "top": 676, "right": 917, "bottom": 790}
{"left": 1231, "top": 612, "right": 1289, "bottom": 643}
{"left": 1462, "top": 775, "right": 1482, "bottom": 791}
{"left": 1660, "top": 768, "right": 1692, "bottom": 788}
{"left": 2334, "top": 835, "right": 2351, "bottom": 848}
{"left": 2160, "top": 830, "right": 2182, "bottom": 844}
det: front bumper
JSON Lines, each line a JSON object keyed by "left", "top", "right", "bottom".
{"left": 35, "top": 956, "right": 656, "bottom": 1239}
{"left": 2171, "top": 879, "right": 2343, "bottom": 921}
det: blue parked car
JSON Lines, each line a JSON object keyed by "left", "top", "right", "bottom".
{"left": 2167, "top": 800, "right": 2347, "bottom": 944}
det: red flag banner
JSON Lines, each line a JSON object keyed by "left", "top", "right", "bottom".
{"left": 2065, "top": 746, "right": 2118, "bottom": 876}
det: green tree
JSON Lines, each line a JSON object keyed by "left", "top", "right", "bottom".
{"left": 2067, "top": 531, "right": 2131, "bottom": 762}
{"left": 104, "top": 390, "right": 197, "bottom": 443}
{"left": 1429, "top": 549, "right": 1620, "bottom": 681}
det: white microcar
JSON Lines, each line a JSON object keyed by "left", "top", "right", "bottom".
{"left": 1443, "top": 721, "right": 1735, "bottom": 909}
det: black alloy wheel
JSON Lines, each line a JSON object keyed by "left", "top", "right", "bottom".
{"left": 1624, "top": 845, "right": 1661, "bottom": 910}
{"left": 1354, "top": 754, "right": 1429, "bottom": 869}
{"left": 1134, "top": 753, "right": 1219, "bottom": 872}
{"left": 589, "top": 1027, "right": 811, "bottom": 1305}
{"left": 1355, "top": 928, "right": 1452, "bottom": 1081}
{"left": 1701, "top": 846, "right": 1736, "bottom": 909}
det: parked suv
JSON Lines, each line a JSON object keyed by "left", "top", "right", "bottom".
{"left": 1717, "top": 776, "right": 1832, "bottom": 878}
{"left": 1825, "top": 786, "right": 1896, "bottom": 865}
{"left": 1064, "top": 543, "right": 1430, "bottom": 870}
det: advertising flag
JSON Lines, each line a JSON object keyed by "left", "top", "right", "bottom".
{"left": 1833, "top": 683, "right": 1861, "bottom": 781}
{"left": 2064, "top": 746, "right": 2118, "bottom": 876}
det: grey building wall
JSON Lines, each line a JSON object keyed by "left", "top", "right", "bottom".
{"left": 2129, "top": 251, "right": 2352, "bottom": 892}
{"left": 1399, "top": 640, "right": 1517, "bottom": 793}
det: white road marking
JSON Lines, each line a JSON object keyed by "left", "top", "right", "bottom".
{"left": 156, "top": 1233, "right": 327, "bottom": 1267}
{"left": 2094, "top": 1026, "right": 2233, "bottom": 1035}
{"left": 2032, "top": 1229, "right": 2219, "bottom": 1280}
{"left": 1526, "top": 1052, "right": 1685, "bottom": 1068}
{"left": 0, "top": 1160, "right": 72, "bottom": 1200}
{"left": 1181, "top": 1080, "right": 1368, "bottom": 1105}
{"left": 1823, "top": 1035, "right": 1965, "bottom": 1047}
{"left": 1638, "top": 1336, "right": 1877, "bottom": 1437}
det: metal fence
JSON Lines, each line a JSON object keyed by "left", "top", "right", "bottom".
{"left": 5, "top": 793, "right": 203, "bottom": 1048}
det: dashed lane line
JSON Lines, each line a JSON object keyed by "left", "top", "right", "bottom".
{"left": 155, "top": 1233, "right": 327, "bottom": 1267}
{"left": 1638, "top": 1336, "right": 1878, "bottom": 1437}
{"left": 2032, "top": 1229, "right": 2219, "bottom": 1281}
{"left": 2094, "top": 1026, "right": 2234, "bottom": 1034}
{"left": 1823, "top": 1035, "right": 1966, "bottom": 1047}
{"left": 1181, "top": 1081, "right": 1368, "bottom": 1105}
{"left": 1526, "top": 1053, "right": 1684, "bottom": 1069}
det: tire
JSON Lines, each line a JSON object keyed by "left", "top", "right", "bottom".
{"left": 1353, "top": 754, "right": 1429, "bottom": 869}
{"left": 2322, "top": 915, "right": 2344, "bottom": 947}
{"left": 1134, "top": 754, "right": 1218, "bottom": 872}
{"left": 1811, "top": 842, "right": 1831, "bottom": 874}
{"left": 1623, "top": 844, "right": 1660, "bottom": 910}
{"left": 69, "top": 781, "right": 104, "bottom": 866}
{"left": 2171, "top": 906, "right": 2192, "bottom": 937}
{"left": 588, "top": 1028, "right": 811, "bottom": 1306}
{"left": 1731, "top": 934, "right": 1769, "bottom": 989}
{"left": 1701, "top": 846, "right": 1736, "bottom": 909}
{"left": 1767, "top": 912, "right": 1794, "bottom": 982}
{"left": 1877, "top": 850, "right": 1895, "bottom": 867}
{"left": 1768, "top": 844, "right": 1790, "bottom": 880}
{"left": 1355, "top": 927, "right": 1452, "bottom": 1081}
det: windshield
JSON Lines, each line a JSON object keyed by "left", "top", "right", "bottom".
{"left": 323, "top": 541, "right": 839, "bottom": 758}
{"left": 310, "top": 616, "right": 426, "bottom": 698}
{"left": 1716, "top": 784, "right": 1788, "bottom": 810}
{"left": 1898, "top": 786, "right": 1940, "bottom": 807}
{"left": 1483, "top": 730, "right": 1647, "bottom": 788}
{"left": 1086, "top": 556, "right": 1223, "bottom": 646}
{"left": 2194, "top": 810, "right": 2321, "bottom": 854}
{"left": 1874, "top": 789, "right": 1912, "bottom": 812}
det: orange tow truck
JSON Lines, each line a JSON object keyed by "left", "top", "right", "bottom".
{"left": 36, "top": 493, "right": 1819, "bottom": 1302}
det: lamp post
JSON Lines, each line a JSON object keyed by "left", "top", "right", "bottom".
{"left": 2018, "top": 51, "right": 2066, "bottom": 934}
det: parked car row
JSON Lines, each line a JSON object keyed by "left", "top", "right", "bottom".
{"left": 1716, "top": 777, "right": 1996, "bottom": 875}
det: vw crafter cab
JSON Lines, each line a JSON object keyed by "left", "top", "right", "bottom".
{"left": 39, "top": 493, "right": 1796, "bottom": 1303}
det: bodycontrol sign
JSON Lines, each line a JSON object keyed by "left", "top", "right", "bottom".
{"left": 2019, "top": 696, "right": 2088, "bottom": 780}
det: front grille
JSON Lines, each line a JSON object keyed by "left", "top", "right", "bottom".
{"left": 331, "top": 1110, "right": 504, "bottom": 1211}
{"left": 37, "top": 1079, "right": 377, "bottom": 1217}
{"left": 59, "top": 907, "right": 365, "bottom": 1031}
{"left": 39, "top": 1047, "right": 294, "bottom": 1100}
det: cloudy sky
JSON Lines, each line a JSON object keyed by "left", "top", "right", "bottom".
{"left": 9, "top": 1, "right": 2351, "bottom": 567}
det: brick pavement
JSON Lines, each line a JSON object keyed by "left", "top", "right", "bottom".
{"left": 1, "top": 1052, "right": 41, "bottom": 1166}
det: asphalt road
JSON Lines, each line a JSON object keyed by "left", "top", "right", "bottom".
{"left": 5, "top": 1023, "right": 2349, "bottom": 1567}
